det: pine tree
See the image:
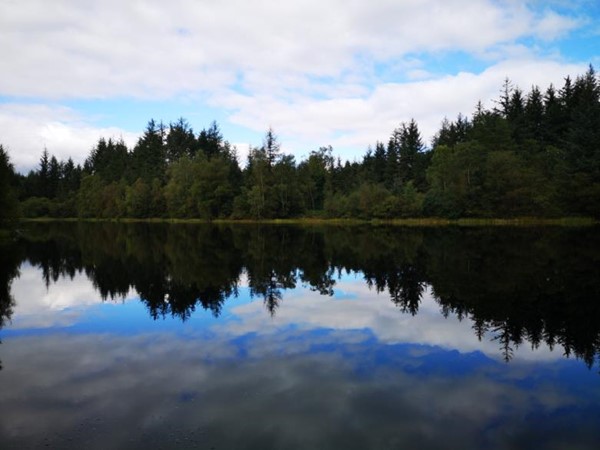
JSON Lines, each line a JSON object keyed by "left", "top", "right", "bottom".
{"left": 373, "top": 141, "right": 387, "bottom": 185}
{"left": 524, "top": 85, "right": 544, "bottom": 143}
{"left": 0, "top": 145, "right": 19, "bottom": 224}
{"left": 166, "top": 117, "right": 197, "bottom": 162}
{"left": 198, "top": 121, "right": 223, "bottom": 158}
{"left": 543, "top": 84, "right": 564, "bottom": 146}
{"left": 131, "top": 119, "right": 166, "bottom": 183}
{"left": 398, "top": 119, "right": 424, "bottom": 185}
{"left": 48, "top": 155, "right": 60, "bottom": 198}
{"left": 497, "top": 78, "right": 513, "bottom": 118}
{"left": 38, "top": 148, "right": 50, "bottom": 197}
{"left": 384, "top": 137, "right": 399, "bottom": 191}
{"left": 262, "top": 127, "right": 281, "bottom": 169}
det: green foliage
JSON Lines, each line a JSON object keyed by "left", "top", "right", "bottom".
{"left": 323, "top": 182, "right": 423, "bottom": 219}
{"left": 298, "top": 146, "right": 333, "bottom": 211}
{"left": 85, "top": 138, "right": 129, "bottom": 183}
{"left": 165, "top": 154, "right": 240, "bottom": 219}
{"left": 20, "top": 197, "right": 53, "bottom": 218}
{"left": 0, "top": 146, "right": 19, "bottom": 225}
{"left": 77, "top": 174, "right": 105, "bottom": 218}
{"left": 424, "top": 145, "right": 467, "bottom": 217}
{"left": 197, "top": 121, "right": 223, "bottom": 159}
{"left": 126, "top": 178, "right": 153, "bottom": 218}
{"left": 12, "top": 67, "right": 600, "bottom": 219}
{"left": 272, "top": 154, "right": 303, "bottom": 217}
{"left": 235, "top": 130, "right": 302, "bottom": 219}
{"left": 164, "top": 155, "right": 200, "bottom": 217}
{"left": 166, "top": 117, "right": 198, "bottom": 162}
{"left": 20, "top": 197, "right": 77, "bottom": 218}
{"left": 192, "top": 156, "right": 237, "bottom": 219}
{"left": 130, "top": 120, "right": 166, "bottom": 184}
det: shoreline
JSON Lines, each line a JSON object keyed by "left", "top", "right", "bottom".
{"left": 17, "top": 216, "right": 598, "bottom": 227}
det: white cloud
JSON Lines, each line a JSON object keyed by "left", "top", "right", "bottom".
{"left": 231, "top": 142, "right": 252, "bottom": 166}
{"left": 224, "top": 280, "right": 565, "bottom": 363}
{"left": 0, "top": 0, "right": 590, "bottom": 166}
{"left": 0, "top": 330, "right": 588, "bottom": 449}
{"left": 533, "top": 10, "right": 583, "bottom": 40}
{"left": 0, "top": 57, "right": 587, "bottom": 171}
{"left": 9, "top": 262, "right": 137, "bottom": 329}
{"left": 7, "top": 262, "right": 566, "bottom": 362}
{"left": 0, "top": 103, "right": 138, "bottom": 172}
{"left": 0, "top": 0, "right": 583, "bottom": 99}
{"left": 213, "top": 58, "right": 586, "bottom": 159}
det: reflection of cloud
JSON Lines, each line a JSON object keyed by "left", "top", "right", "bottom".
{"left": 0, "top": 330, "right": 595, "bottom": 450}
{"left": 9, "top": 264, "right": 567, "bottom": 363}
{"left": 226, "top": 278, "right": 564, "bottom": 363}
{"left": 9, "top": 263, "right": 137, "bottom": 329}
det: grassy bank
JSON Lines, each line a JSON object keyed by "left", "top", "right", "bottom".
{"left": 18, "top": 216, "right": 598, "bottom": 227}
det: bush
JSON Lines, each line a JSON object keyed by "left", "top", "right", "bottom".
{"left": 20, "top": 197, "right": 53, "bottom": 218}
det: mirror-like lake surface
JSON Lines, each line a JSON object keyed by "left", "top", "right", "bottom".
{"left": 1, "top": 223, "right": 599, "bottom": 449}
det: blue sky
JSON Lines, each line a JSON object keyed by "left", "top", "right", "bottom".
{"left": 1, "top": 0, "right": 599, "bottom": 172}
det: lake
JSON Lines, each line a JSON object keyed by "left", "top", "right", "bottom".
{"left": 0, "top": 223, "right": 599, "bottom": 449}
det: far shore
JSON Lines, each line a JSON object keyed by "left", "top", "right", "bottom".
{"left": 16, "top": 216, "right": 599, "bottom": 227}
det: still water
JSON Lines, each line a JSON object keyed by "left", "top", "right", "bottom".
{"left": 0, "top": 223, "right": 599, "bottom": 449}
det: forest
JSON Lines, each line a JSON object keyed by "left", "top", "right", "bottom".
{"left": 1, "top": 66, "right": 599, "bottom": 223}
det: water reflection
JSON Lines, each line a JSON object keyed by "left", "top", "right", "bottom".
{"left": 0, "top": 239, "right": 19, "bottom": 370}
{"left": 1, "top": 223, "right": 600, "bottom": 449}
{"left": 5, "top": 223, "right": 600, "bottom": 367}
{"left": 2, "top": 328, "right": 598, "bottom": 450}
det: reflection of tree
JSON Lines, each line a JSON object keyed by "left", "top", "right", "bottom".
{"left": 13, "top": 222, "right": 600, "bottom": 369}
{"left": 243, "top": 226, "right": 301, "bottom": 317}
{"left": 337, "top": 227, "right": 428, "bottom": 315}
{"left": 0, "top": 238, "right": 21, "bottom": 370}
{"left": 0, "top": 243, "right": 18, "bottom": 327}
{"left": 387, "top": 265, "right": 426, "bottom": 315}
{"left": 252, "top": 277, "right": 284, "bottom": 317}
{"left": 21, "top": 223, "right": 243, "bottom": 320}
{"left": 298, "top": 231, "right": 336, "bottom": 296}
{"left": 425, "top": 227, "right": 600, "bottom": 368}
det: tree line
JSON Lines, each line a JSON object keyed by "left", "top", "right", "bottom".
{"left": 1, "top": 66, "right": 599, "bottom": 222}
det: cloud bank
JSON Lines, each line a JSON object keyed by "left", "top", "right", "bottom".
{"left": 0, "top": 0, "right": 594, "bottom": 171}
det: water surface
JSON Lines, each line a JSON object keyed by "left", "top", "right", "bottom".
{"left": 0, "top": 223, "right": 599, "bottom": 449}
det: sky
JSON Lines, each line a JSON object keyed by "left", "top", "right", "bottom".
{"left": 1, "top": 0, "right": 599, "bottom": 173}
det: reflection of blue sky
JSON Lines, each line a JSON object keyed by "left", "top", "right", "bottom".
{"left": 1, "top": 326, "right": 599, "bottom": 449}
{"left": 2, "top": 265, "right": 600, "bottom": 448}
{"left": 3, "top": 264, "right": 577, "bottom": 364}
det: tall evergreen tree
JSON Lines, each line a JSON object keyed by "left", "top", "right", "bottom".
{"left": 398, "top": 119, "right": 425, "bottom": 187}
{"left": 38, "top": 148, "right": 50, "bottom": 197}
{"left": 198, "top": 121, "right": 223, "bottom": 159}
{"left": 86, "top": 138, "right": 129, "bottom": 182}
{"left": 48, "top": 155, "right": 60, "bottom": 198}
{"left": 166, "top": 117, "right": 197, "bottom": 162}
{"left": 298, "top": 146, "right": 333, "bottom": 211}
{"left": 262, "top": 127, "right": 281, "bottom": 168}
{"left": 432, "top": 114, "right": 471, "bottom": 148}
{"left": 543, "top": 84, "right": 564, "bottom": 146}
{"left": 524, "top": 85, "right": 544, "bottom": 143}
{"left": 0, "top": 145, "right": 19, "bottom": 224}
{"left": 373, "top": 141, "right": 387, "bottom": 185}
{"left": 384, "top": 137, "right": 399, "bottom": 191}
{"left": 59, "top": 157, "right": 81, "bottom": 195}
{"left": 131, "top": 119, "right": 166, "bottom": 184}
